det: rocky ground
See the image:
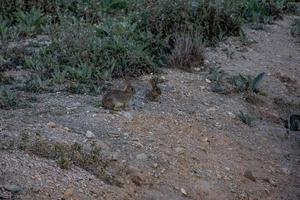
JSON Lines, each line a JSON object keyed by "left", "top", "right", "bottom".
{"left": 0, "top": 16, "right": 300, "bottom": 200}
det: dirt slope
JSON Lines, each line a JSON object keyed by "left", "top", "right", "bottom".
{"left": 1, "top": 16, "right": 299, "bottom": 200}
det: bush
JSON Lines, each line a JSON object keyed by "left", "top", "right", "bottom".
{"left": 168, "top": 32, "right": 204, "bottom": 70}
{"left": 27, "top": 17, "right": 157, "bottom": 81}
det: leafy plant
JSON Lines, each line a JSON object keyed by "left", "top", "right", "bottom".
{"left": 14, "top": 8, "right": 47, "bottom": 37}
{"left": 208, "top": 67, "right": 225, "bottom": 83}
{"left": 18, "top": 75, "right": 50, "bottom": 93}
{"left": 232, "top": 72, "right": 265, "bottom": 93}
{"left": 291, "top": 18, "right": 300, "bottom": 36}
{"left": 0, "top": 87, "right": 19, "bottom": 109}
{"left": 237, "top": 111, "right": 255, "bottom": 126}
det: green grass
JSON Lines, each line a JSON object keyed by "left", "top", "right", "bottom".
{"left": 237, "top": 111, "right": 256, "bottom": 126}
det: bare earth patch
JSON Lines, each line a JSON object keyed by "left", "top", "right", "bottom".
{"left": 1, "top": 17, "right": 299, "bottom": 200}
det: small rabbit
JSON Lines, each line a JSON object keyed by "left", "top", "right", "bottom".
{"left": 145, "top": 78, "right": 161, "bottom": 102}
{"left": 102, "top": 81, "right": 135, "bottom": 111}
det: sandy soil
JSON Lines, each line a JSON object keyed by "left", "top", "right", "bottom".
{"left": 1, "top": 16, "right": 300, "bottom": 200}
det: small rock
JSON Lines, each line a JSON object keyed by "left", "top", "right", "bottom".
{"left": 47, "top": 122, "right": 57, "bottom": 128}
{"left": 262, "top": 178, "right": 277, "bottom": 187}
{"left": 174, "top": 147, "right": 185, "bottom": 153}
{"left": 4, "top": 184, "right": 22, "bottom": 193}
{"left": 62, "top": 187, "right": 74, "bottom": 200}
{"left": 96, "top": 140, "right": 109, "bottom": 150}
{"left": 153, "top": 163, "right": 158, "bottom": 168}
{"left": 122, "top": 112, "right": 133, "bottom": 120}
{"left": 227, "top": 111, "right": 235, "bottom": 118}
{"left": 201, "top": 137, "right": 209, "bottom": 143}
{"left": 205, "top": 79, "right": 212, "bottom": 84}
{"left": 180, "top": 188, "right": 187, "bottom": 196}
{"left": 244, "top": 170, "right": 256, "bottom": 182}
{"left": 194, "top": 67, "right": 201, "bottom": 72}
{"left": 63, "top": 127, "right": 70, "bottom": 132}
{"left": 86, "top": 130, "right": 95, "bottom": 139}
{"left": 136, "top": 153, "right": 148, "bottom": 161}
{"left": 281, "top": 167, "right": 290, "bottom": 175}
{"left": 110, "top": 152, "right": 119, "bottom": 161}
{"left": 130, "top": 173, "right": 143, "bottom": 186}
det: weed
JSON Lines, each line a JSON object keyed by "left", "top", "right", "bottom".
{"left": 208, "top": 67, "right": 225, "bottom": 83}
{"left": 232, "top": 72, "right": 265, "bottom": 93}
{"left": 243, "top": 0, "right": 284, "bottom": 23}
{"left": 237, "top": 111, "right": 256, "bottom": 126}
{"left": 0, "top": 87, "right": 19, "bottom": 109}
{"left": 18, "top": 135, "right": 111, "bottom": 182}
{"left": 14, "top": 8, "right": 47, "bottom": 37}
{"left": 0, "top": 72, "right": 14, "bottom": 84}
{"left": 291, "top": 18, "right": 300, "bottom": 36}
{"left": 168, "top": 32, "right": 204, "bottom": 70}
{"left": 18, "top": 75, "right": 50, "bottom": 93}
{"left": 57, "top": 152, "right": 71, "bottom": 169}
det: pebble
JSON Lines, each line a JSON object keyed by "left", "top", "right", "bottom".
{"left": 194, "top": 67, "right": 201, "bottom": 72}
{"left": 180, "top": 188, "right": 187, "bottom": 196}
{"left": 4, "top": 184, "right": 22, "bottom": 193}
{"left": 122, "top": 112, "right": 133, "bottom": 120}
{"left": 63, "top": 127, "right": 70, "bottom": 132}
{"left": 174, "top": 147, "right": 185, "bottom": 153}
{"left": 153, "top": 163, "right": 158, "bottom": 168}
{"left": 205, "top": 79, "right": 212, "bottom": 84}
{"left": 130, "top": 173, "right": 143, "bottom": 186}
{"left": 62, "top": 187, "right": 74, "bottom": 200}
{"left": 244, "top": 170, "right": 256, "bottom": 182}
{"left": 47, "top": 122, "right": 57, "bottom": 128}
{"left": 136, "top": 153, "right": 148, "bottom": 161}
{"left": 86, "top": 130, "right": 95, "bottom": 139}
{"left": 281, "top": 167, "right": 290, "bottom": 175}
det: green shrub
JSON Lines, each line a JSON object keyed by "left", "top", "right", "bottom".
{"left": 27, "top": 18, "right": 157, "bottom": 81}
{"left": 243, "top": 0, "right": 285, "bottom": 23}
{"left": 14, "top": 8, "right": 47, "bottom": 37}
{"left": 168, "top": 32, "right": 204, "bottom": 70}
{"left": 291, "top": 18, "right": 300, "bottom": 36}
{"left": 232, "top": 72, "right": 265, "bottom": 93}
{"left": 0, "top": 87, "right": 19, "bottom": 109}
{"left": 237, "top": 111, "right": 256, "bottom": 126}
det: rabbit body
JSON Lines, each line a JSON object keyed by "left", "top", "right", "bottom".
{"left": 102, "top": 84, "right": 134, "bottom": 111}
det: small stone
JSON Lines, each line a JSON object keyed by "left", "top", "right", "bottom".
{"left": 47, "top": 122, "right": 57, "bottom": 128}
{"left": 205, "top": 79, "right": 212, "bottom": 84}
{"left": 227, "top": 112, "right": 235, "bottom": 118}
{"left": 63, "top": 127, "right": 70, "bottom": 132}
{"left": 136, "top": 153, "right": 148, "bottom": 161}
{"left": 153, "top": 163, "right": 158, "bottom": 168}
{"left": 122, "top": 112, "right": 133, "bottom": 120}
{"left": 86, "top": 130, "right": 95, "bottom": 139}
{"left": 225, "top": 167, "right": 230, "bottom": 171}
{"left": 262, "top": 178, "right": 276, "bottom": 187}
{"left": 281, "top": 167, "right": 290, "bottom": 175}
{"left": 130, "top": 173, "right": 143, "bottom": 186}
{"left": 180, "top": 188, "right": 187, "bottom": 196}
{"left": 244, "top": 170, "right": 256, "bottom": 182}
{"left": 174, "top": 147, "right": 185, "bottom": 153}
{"left": 201, "top": 137, "right": 209, "bottom": 143}
{"left": 194, "top": 67, "right": 201, "bottom": 72}
{"left": 4, "top": 184, "right": 22, "bottom": 193}
{"left": 63, "top": 187, "right": 74, "bottom": 200}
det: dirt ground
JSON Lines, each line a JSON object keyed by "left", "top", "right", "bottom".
{"left": 1, "top": 16, "right": 300, "bottom": 200}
